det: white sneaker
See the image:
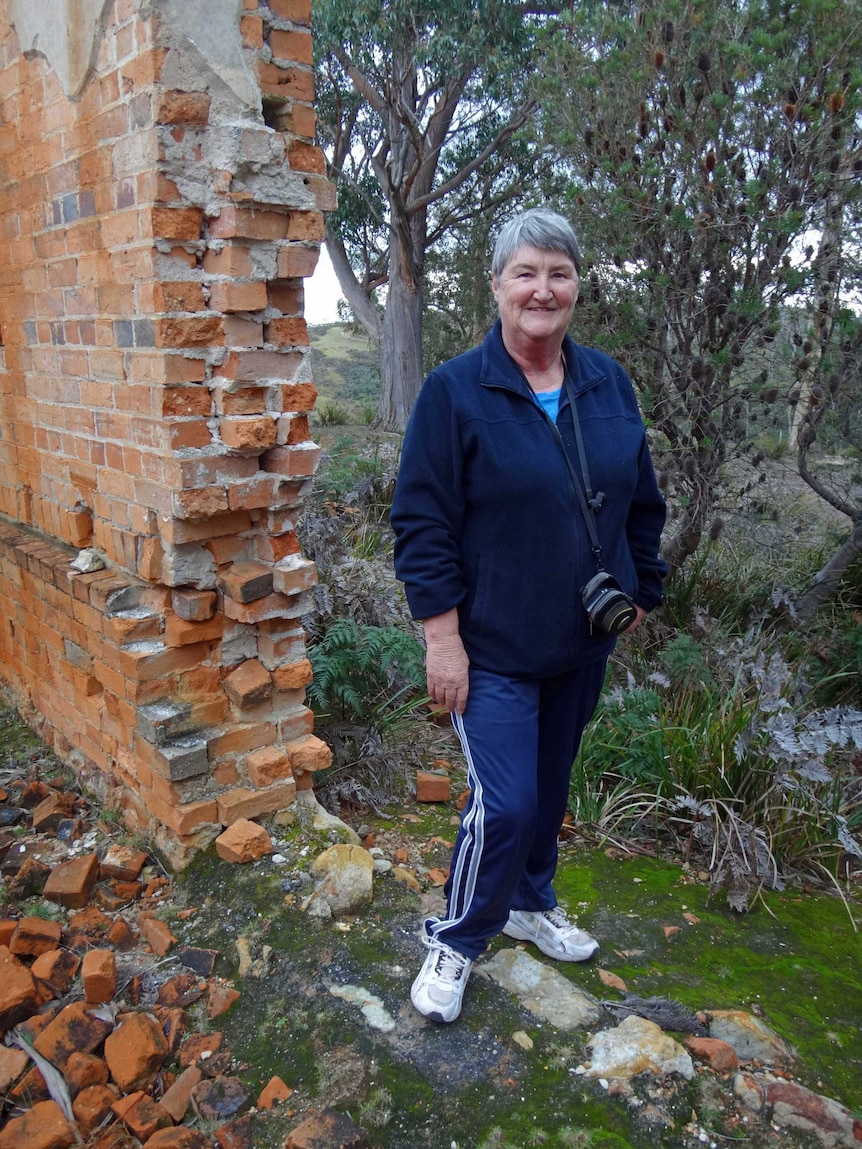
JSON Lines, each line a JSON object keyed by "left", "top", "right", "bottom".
{"left": 503, "top": 907, "right": 599, "bottom": 962}
{"left": 410, "top": 937, "right": 473, "bottom": 1023}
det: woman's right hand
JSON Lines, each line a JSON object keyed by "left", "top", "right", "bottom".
{"left": 424, "top": 633, "right": 470, "bottom": 714}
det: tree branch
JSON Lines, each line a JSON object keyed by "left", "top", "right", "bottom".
{"left": 325, "top": 223, "right": 384, "bottom": 343}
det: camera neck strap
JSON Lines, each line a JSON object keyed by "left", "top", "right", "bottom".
{"left": 529, "top": 365, "right": 606, "bottom": 573}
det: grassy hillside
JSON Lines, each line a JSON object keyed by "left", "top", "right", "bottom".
{"left": 309, "top": 323, "right": 381, "bottom": 420}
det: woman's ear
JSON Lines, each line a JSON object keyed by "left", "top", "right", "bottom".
{"left": 491, "top": 276, "right": 499, "bottom": 300}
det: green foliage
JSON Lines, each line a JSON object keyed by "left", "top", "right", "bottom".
{"left": 315, "top": 397, "right": 350, "bottom": 426}
{"left": 307, "top": 619, "right": 426, "bottom": 731}
{"left": 538, "top": 0, "right": 862, "bottom": 575}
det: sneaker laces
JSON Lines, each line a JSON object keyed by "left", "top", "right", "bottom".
{"left": 542, "top": 906, "right": 580, "bottom": 935}
{"left": 424, "top": 937, "right": 470, "bottom": 982}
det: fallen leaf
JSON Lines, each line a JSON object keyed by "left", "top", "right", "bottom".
{"left": 597, "top": 968, "right": 628, "bottom": 992}
{"left": 614, "top": 949, "right": 644, "bottom": 959}
{"left": 683, "top": 912, "right": 701, "bottom": 925}
{"left": 663, "top": 925, "right": 682, "bottom": 938}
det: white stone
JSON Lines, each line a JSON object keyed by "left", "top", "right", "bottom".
{"left": 310, "top": 844, "right": 374, "bottom": 915}
{"left": 329, "top": 984, "right": 397, "bottom": 1033}
{"left": 586, "top": 1015, "right": 695, "bottom": 1081}
{"left": 480, "top": 948, "right": 602, "bottom": 1030}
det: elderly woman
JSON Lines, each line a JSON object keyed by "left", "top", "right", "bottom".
{"left": 391, "top": 208, "right": 666, "bottom": 1023}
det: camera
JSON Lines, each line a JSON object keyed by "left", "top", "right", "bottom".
{"left": 581, "top": 572, "right": 638, "bottom": 636}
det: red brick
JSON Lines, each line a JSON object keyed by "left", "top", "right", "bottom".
{"left": 31, "top": 948, "right": 81, "bottom": 995}
{"left": 82, "top": 949, "right": 117, "bottom": 1003}
{"left": 220, "top": 415, "right": 278, "bottom": 452}
{"left": 209, "top": 280, "right": 268, "bottom": 313}
{"left": 156, "top": 315, "right": 224, "bottom": 348}
{"left": 215, "top": 819, "right": 272, "bottom": 863}
{"left": 215, "top": 387, "right": 268, "bottom": 415}
{"left": 9, "top": 915, "right": 63, "bottom": 956}
{"left": 64, "top": 1051, "right": 110, "bottom": 1097}
{"left": 149, "top": 206, "right": 203, "bottom": 241}
{"left": 223, "top": 659, "right": 273, "bottom": 707}
{"left": 0, "top": 946, "right": 43, "bottom": 1031}
{"left": 207, "top": 983, "right": 241, "bottom": 1020}
{"left": 269, "top": 28, "right": 313, "bottom": 65}
{"left": 218, "top": 561, "right": 274, "bottom": 604}
{"left": 209, "top": 206, "right": 289, "bottom": 241}
{"left": 217, "top": 782, "right": 296, "bottom": 824}
{"left": 99, "top": 844, "right": 148, "bottom": 880}
{"left": 264, "top": 317, "right": 308, "bottom": 345}
{"left": 261, "top": 445, "right": 321, "bottom": 478}
{"left": 33, "top": 1001, "right": 114, "bottom": 1069}
{"left": 257, "top": 62, "right": 314, "bottom": 102}
{"left": 160, "top": 1064, "right": 203, "bottom": 1122}
{"left": 288, "top": 210, "right": 325, "bottom": 241}
{"left": 276, "top": 381, "right": 318, "bottom": 411}
{"left": 288, "top": 140, "right": 326, "bottom": 174}
{"left": 285, "top": 1110, "right": 367, "bottom": 1149}
{"left": 258, "top": 1075, "right": 293, "bottom": 1109}
{"left": 104, "top": 1012, "right": 170, "bottom": 1092}
{"left": 217, "top": 348, "right": 302, "bottom": 382}
{"left": 276, "top": 245, "right": 320, "bottom": 279}
{"left": 162, "top": 387, "right": 212, "bottom": 417}
{"left": 142, "top": 1127, "right": 213, "bottom": 1148}
{"left": 287, "top": 735, "right": 331, "bottom": 774}
{"left": 270, "top": 658, "right": 313, "bottom": 693}
{"left": 172, "top": 588, "right": 217, "bottom": 621}
{"left": 0, "top": 1045, "right": 29, "bottom": 1092}
{"left": 116, "top": 1092, "right": 173, "bottom": 1141}
{"left": 140, "top": 917, "right": 177, "bottom": 956}
{"left": 246, "top": 745, "right": 292, "bottom": 786}
{"left": 271, "top": 555, "right": 318, "bottom": 596}
{"left": 268, "top": 0, "right": 311, "bottom": 22}
{"left": 156, "top": 91, "right": 212, "bottom": 126}
{"left": 0, "top": 1100, "right": 76, "bottom": 1149}
{"left": 43, "top": 853, "right": 99, "bottom": 908}
{"left": 416, "top": 770, "right": 451, "bottom": 803}
{"left": 203, "top": 246, "right": 254, "bottom": 276}
{"left": 165, "top": 613, "right": 225, "bottom": 646}
{"left": 74, "top": 1083, "right": 121, "bottom": 1133}
{"left": 154, "top": 281, "right": 207, "bottom": 311}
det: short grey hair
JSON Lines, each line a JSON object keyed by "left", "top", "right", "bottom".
{"left": 491, "top": 208, "right": 582, "bottom": 279}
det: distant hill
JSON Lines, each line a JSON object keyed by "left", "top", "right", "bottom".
{"left": 309, "top": 323, "right": 381, "bottom": 414}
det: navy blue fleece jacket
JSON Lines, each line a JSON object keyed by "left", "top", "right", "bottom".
{"left": 391, "top": 321, "right": 667, "bottom": 679}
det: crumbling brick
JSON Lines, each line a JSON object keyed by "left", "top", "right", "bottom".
{"left": 104, "top": 1012, "right": 170, "bottom": 1092}
{"left": 216, "top": 819, "right": 272, "bottom": 863}
{"left": 223, "top": 659, "right": 273, "bottom": 708}
{"left": 43, "top": 853, "right": 100, "bottom": 908}
{"left": 82, "top": 948, "right": 117, "bottom": 1003}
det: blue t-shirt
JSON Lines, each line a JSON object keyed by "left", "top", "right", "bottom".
{"left": 532, "top": 387, "right": 561, "bottom": 423}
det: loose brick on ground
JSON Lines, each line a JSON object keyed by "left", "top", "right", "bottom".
{"left": 33, "top": 1000, "right": 114, "bottom": 1069}
{"left": 160, "top": 1063, "right": 203, "bottom": 1121}
{"left": 104, "top": 1011, "right": 170, "bottom": 1092}
{"left": 0, "top": 1099, "right": 77, "bottom": 1149}
{"left": 216, "top": 819, "right": 272, "bottom": 863}
{"left": 82, "top": 948, "right": 117, "bottom": 1002}
{"left": 9, "top": 915, "right": 63, "bottom": 956}
{"left": 31, "top": 948, "right": 81, "bottom": 995}
{"left": 43, "top": 853, "right": 99, "bottom": 908}
{"left": 0, "top": 951, "right": 44, "bottom": 1034}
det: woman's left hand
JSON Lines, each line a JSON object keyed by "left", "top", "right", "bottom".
{"left": 623, "top": 605, "right": 647, "bottom": 634}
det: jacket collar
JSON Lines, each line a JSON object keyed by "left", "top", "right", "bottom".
{"left": 479, "top": 319, "right": 604, "bottom": 398}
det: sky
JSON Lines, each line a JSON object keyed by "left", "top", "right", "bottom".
{"left": 304, "top": 243, "right": 346, "bottom": 325}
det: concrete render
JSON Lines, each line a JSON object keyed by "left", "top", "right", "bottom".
{"left": 10, "top": 0, "right": 259, "bottom": 109}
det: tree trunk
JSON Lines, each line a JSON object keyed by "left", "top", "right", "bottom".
{"left": 374, "top": 255, "right": 424, "bottom": 432}
{"left": 794, "top": 518, "right": 862, "bottom": 626}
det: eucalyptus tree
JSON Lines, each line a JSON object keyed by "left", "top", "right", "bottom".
{"left": 314, "top": 0, "right": 547, "bottom": 430}
{"left": 539, "top": 0, "right": 862, "bottom": 574}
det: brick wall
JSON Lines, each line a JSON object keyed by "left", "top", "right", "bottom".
{"left": 0, "top": 0, "right": 336, "bottom": 865}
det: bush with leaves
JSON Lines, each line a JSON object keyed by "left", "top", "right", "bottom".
{"left": 574, "top": 634, "right": 862, "bottom": 911}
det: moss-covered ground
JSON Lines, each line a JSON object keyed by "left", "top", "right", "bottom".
{"left": 171, "top": 808, "right": 862, "bottom": 1149}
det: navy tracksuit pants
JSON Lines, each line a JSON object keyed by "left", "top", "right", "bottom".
{"left": 426, "top": 660, "right": 607, "bottom": 960}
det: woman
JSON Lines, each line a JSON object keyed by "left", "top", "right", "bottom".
{"left": 391, "top": 208, "right": 667, "bottom": 1023}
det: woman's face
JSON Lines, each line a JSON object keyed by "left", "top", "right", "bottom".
{"left": 492, "top": 245, "right": 579, "bottom": 348}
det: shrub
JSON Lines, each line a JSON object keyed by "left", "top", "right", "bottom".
{"left": 315, "top": 397, "right": 350, "bottom": 426}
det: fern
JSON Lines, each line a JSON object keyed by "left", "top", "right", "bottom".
{"left": 307, "top": 620, "right": 426, "bottom": 729}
